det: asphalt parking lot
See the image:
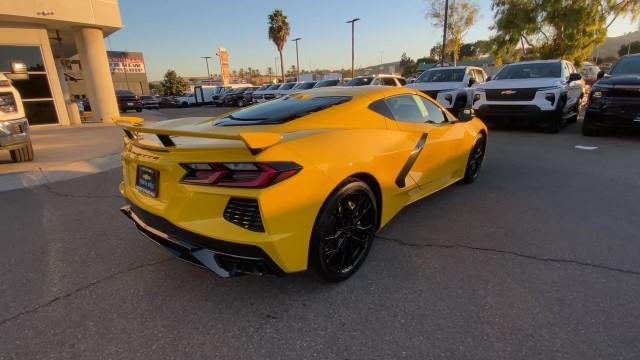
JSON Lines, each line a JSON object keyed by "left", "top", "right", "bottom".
{"left": 1, "top": 109, "right": 640, "bottom": 359}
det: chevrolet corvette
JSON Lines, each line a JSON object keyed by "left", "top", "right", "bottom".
{"left": 116, "top": 86, "right": 487, "bottom": 282}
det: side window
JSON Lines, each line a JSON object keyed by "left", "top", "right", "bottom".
{"left": 562, "top": 62, "right": 570, "bottom": 79}
{"left": 368, "top": 99, "right": 394, "bottom": 119}
{"left": 417, "top": 96, "right": 447, "bottom": 124}
{"left": 383, "top": 95, "right": 447, "bottom": 124}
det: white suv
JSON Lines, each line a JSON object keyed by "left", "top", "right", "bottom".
{"left": 472, "top": 60, "right": 584, "bottom": 133}
{"left": 406, "top": 66, "right": 487, "bottom": 113}
{"left": 0, "top": 73, "right": 33, "bottom": 162}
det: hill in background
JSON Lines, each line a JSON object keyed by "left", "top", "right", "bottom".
{"left": 593, "top": 30, "right": 640, "bottom": 58}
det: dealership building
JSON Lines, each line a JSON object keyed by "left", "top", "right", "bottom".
{"left": 0, "top": 1, "right": 136, "bottom": 126}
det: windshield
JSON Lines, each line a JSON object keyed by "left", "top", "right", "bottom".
{"left": 116, "top": 90, "right": 135, "bottom": 96}
{"left": 416, "top": 69, "right": 465, "bottom": 83}
{"left": 295, "top": 82, "right": 316, "bottom": 90}
{"left": 494, "top": 62, "right": 561, "bottom": 80}
{"left": 314, "top": 80, "right": 339, "bottom": 88}
{"left": 610, "top": 56, "right": 640, "bottom": 76}
{"left": 213, "top": 96, "right": 351, "bottom": 126}
{"left": 347, "top": 77, "right": 373, "bottom": 86}
{"left": 267, "top": 84, "right": 281, "bottom": 90}
{"left": 280, "top": 83, "right": 296, "bottom": 90}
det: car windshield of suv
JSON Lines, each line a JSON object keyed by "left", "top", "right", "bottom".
{"left": 257, "top": 85, "right": 269, "bottom": 91}
{"left": 416, "top": 69, "right": 465, "bottom": 83}
{"left": 280, "top": 83, "right": 296, "bottom": 90}
{"left": 346, "top": 77, "right": 373, "bottom": 86}
{"left": 267, "top": 84, "right": 281, "bottom": 90}
{"left": 494, "top": 62, "right": 561, "bottom": 80}
{"left": 214, "top": 96, "right": 351, "bottom": 125}
{"left": 610, "top": 56, "right": 640, "bottom": 76}
{"left": 314, "top": 80, "right": 339, "bottom": 87}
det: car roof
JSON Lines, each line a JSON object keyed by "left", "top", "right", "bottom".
{"left": 300, "top": 85, "right": 414, "bottom": 99}
{"left": 426, "top": 66, "right": 471, "bottom": 70}
{"left": 509, "top": 59, "right": 563, "bottom": 65}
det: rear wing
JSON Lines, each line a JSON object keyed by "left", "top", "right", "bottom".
{"left": 114, "top": 116, "right": 282, "bottom": 154}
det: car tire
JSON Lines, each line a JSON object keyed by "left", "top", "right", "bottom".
{"left": 544, "top": 98, "right": 565, "bottom": 134}
{"left": 181, "top": 101, "right": 188, "bottom": 108}
{"left": 461, "top": 133, "right": 486, "bottom": 184}
{"left": 309, "top": 178, "right": 378, "bottom": 282}
{"left": 581, "top": 113, "right": 600, "bottom": 136}
{"left": 10, "top": 141, "right": 34, "bottom": 163}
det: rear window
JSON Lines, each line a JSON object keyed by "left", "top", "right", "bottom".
{"left": 347, "top": 77, "right": 373, "bottom": 86}
{"left": 213, "top": 96, "right": 352, "bottom": 126}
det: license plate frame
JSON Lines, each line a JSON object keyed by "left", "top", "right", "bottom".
{"left": 136, "top": 165, "right": 159, "bottom": 197}
{"left": 127, "top": 102, "right": 134, "bottom": 106}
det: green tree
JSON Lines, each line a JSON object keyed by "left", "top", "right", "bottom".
{"left": 490, "top": 0, "right": 640, "bottom": 65}
{"left": 429, "top": 43, "right": 443, "bottom": 61}
{"left": 426, "top": 0, "right": 480, "bottom": 65}
{"left": 399, "top": 52, "right": 417, "bottom": 78}
{"left": 268, "top": 9, "right": 290, "bottom": 82}
{"left": 459, "top": 40, "right": 493, "bottom": 59}
{"left": 160, "top": 69, "right": 187, "bottom": 96}
{"left": 619, "top": 41, "right": 640, "bottom": 56}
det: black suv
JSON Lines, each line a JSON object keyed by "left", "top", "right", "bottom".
{"left": 583, "top": 54, "right": 640, "bottom": 136}
{"left": 223, "top": 87, "right": 256, "bottom": 107}
{"left": 116, "top": 90, "right": 143, "bottom": 112}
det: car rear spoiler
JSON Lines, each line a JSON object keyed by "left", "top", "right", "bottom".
{"left": 113, "top": 116, "right": 283, "bottom": 154}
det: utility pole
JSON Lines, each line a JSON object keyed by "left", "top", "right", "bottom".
{"left": 200, "top": 56, "right": 212, "bottom": 80}
{"left": 441, "top": 0, "right": 449, "bottom": 66}
{"left": 292, "top": 37, "right": 302, "bottom": 82}
{"left": 346, "top": 18, "right": 360, "bottom": 79}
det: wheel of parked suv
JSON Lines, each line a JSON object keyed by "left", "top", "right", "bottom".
{"left": 10, "top": 141, "right": 34, "bottom": 163}
{"left": 581, "top": 113, "right": 600, "bottom": 136}
{"left": 309, "top": 178, "right": 378, "bottom": 282}
{"left": 545, "top": 98, "right": 565, "bottom": 134}
{"left": 461, "top": 133, "right": 486, "bottom": 184}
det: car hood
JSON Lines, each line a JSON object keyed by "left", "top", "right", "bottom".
{"left": 406, "top": 81, "right": 463, "bottom": 91}
{"left": 595, "top": 74, "right": 640, "bottom": 87}
{"left": 478, "top": 78, "right": 563, "bottom": 90}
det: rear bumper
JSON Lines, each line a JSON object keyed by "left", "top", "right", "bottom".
{"left": 121, "top": 203, "right": 285, "bottom": 277}
{"left": 0, "top": 118, "right": 30, "bottom": 149}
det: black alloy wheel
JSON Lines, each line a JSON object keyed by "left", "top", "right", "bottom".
{"left": 461, "top": 134, "right": 486, "bottom": 184}
{"left": 310, "top": 179, "right": 378, "bottom": 282}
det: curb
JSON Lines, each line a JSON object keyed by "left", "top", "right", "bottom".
{"left": 0, "top": 153, "right": 122, "bottom": 192}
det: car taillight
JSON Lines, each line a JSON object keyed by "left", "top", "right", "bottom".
{"left": 180, "top": 162, "right": 302, "bottom": 188}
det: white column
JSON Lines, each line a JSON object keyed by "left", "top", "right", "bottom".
{"left": 73, "top": 27, "right": 119, "bottom": 123}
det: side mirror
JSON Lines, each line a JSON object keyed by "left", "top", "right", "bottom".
{"left": 596, "top": 70, "right": 605, "bottom": 80}
{"left": 568, "top": 73, "right": 582, "bottom": 83}
{"left": 458, "top": 107, "right": 475, "bottom": 122}
{"left": 468, "top": 78, "right": 476, "bottom": 87}
{"left": 485, "top": 76, "right": 491, "bottom": 82}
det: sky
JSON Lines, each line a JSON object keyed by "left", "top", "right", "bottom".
{"left": 107, "top": 0, "right": 639, "bottom": 81}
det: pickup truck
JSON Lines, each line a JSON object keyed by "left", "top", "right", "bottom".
{"left": 0, "top": 73, "right": 33, "bottom": 162}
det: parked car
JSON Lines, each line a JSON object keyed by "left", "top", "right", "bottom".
{"left": 582, "top": 54, "right": 640, "bottom": 136}
{"left": 276, "top": 82, "right": 300, "bottom": 98}
{"left": 313, "top": 79, "right": 340, "bottom": 88}
{"left": 251, "top": 84, "right": 271, "bottom": 104}
{"left": 580, "top": 62, "right": 602, "bottom": 86}
{"left": 223, "top": 87, "right": 256, "bottom": 107}
{"left": 261, "top": 84, "right": 282, "bottom": 102}
{"left": 0, "top": 73, "right": 33, "bottom": 162}
{"left": 406, "top": 66, "right": 488, "bottom": 113}
{"left": 116, "top": 90, "right": 143, "bottom": 112}
{"left": 141, "top": 95, "right": 160, "bottom": 110}
{"left": 346, "top": 74, "right": 406, "bottom": 87}
{"left": 117, "top": 86, "right": 488, "bottom": 281}
{"left": 177, "top": 93, "right": 197, "bottom": 107}
{"left": 159, "top": 96, "right": 180, "bottom": 108}
{"left": 472, "top": 60, "right": 584, "bottom": 133}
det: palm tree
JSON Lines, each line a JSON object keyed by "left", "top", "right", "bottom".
{"left": 268, "top": 9, "right": 290, "bottom": 83}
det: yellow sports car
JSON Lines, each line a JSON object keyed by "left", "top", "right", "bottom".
{"left": 117, "top": 86, "right": 487, "bottom": 282}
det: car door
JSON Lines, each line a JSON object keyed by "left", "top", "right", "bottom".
{"left": 382, "top": 94, "right": 467, "bottom": 195}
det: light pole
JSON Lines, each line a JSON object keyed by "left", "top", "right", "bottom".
{"left": 292, "top": 37, "right": 302, "bottom": 82}
{"left": 441, "top": 0, "right": 449, "bottom": 66}
{"left": 346, "top": 18, "right": 360, "bottom": 79}
{"left": 200, "top": 56, "right": 212, "bottom": 79}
